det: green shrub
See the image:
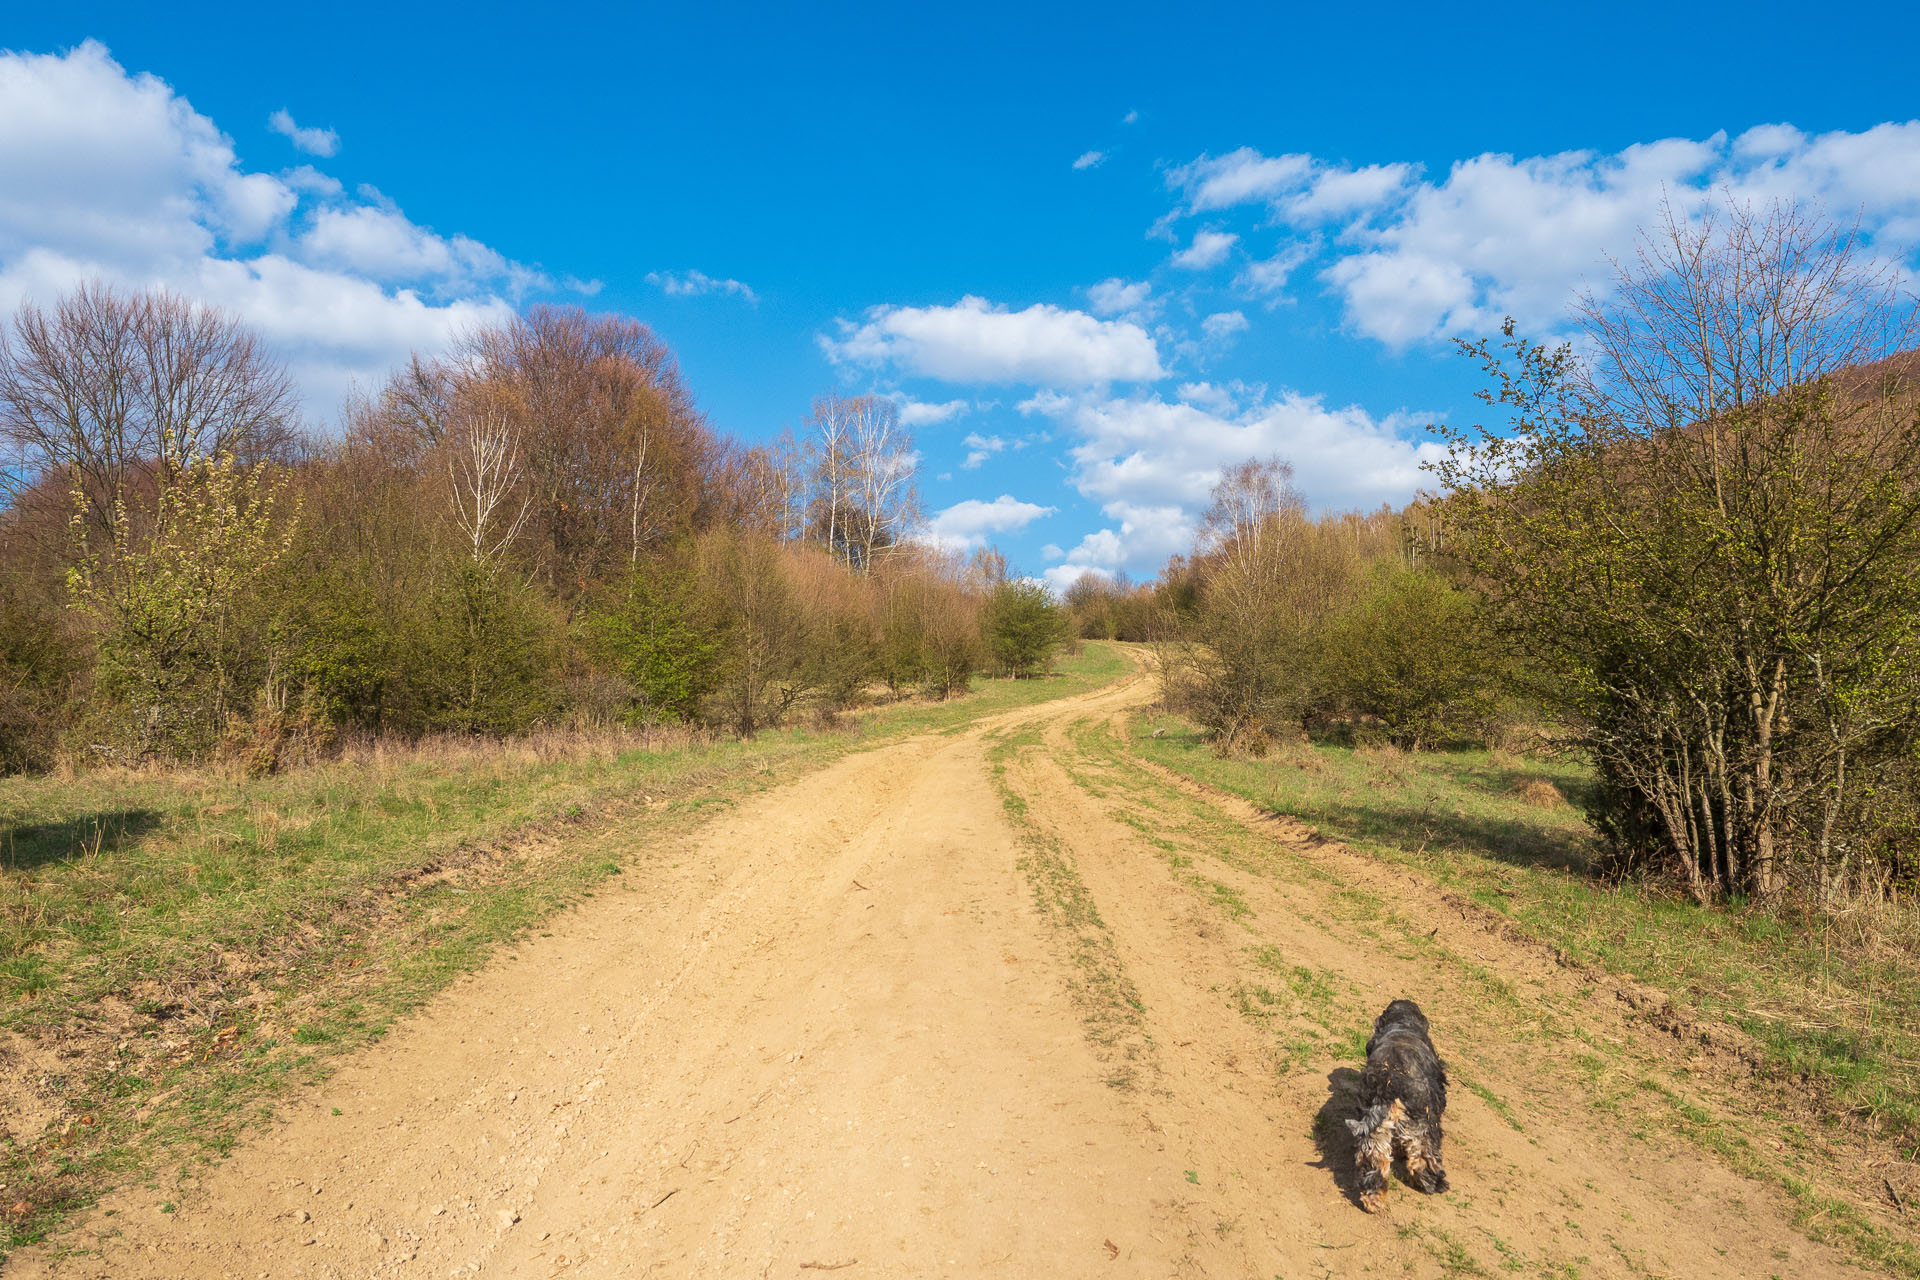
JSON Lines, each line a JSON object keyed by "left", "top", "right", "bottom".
{"left": 279, "top": 568, "right": 399, "bottom": 729}
{"left": 982, "top": 580, "right": 1070, "bottom": 678}
{"left": 1312, "top": 564, "right": 1499, "bottom": 748}
{"left": 65, "top": 452, "right": 296, "bottom": 760}
{"left": 582, "top": 553, "right": 721, "bottom": 724}
{"left": 418, "top": 559, "right": 560, "bottom": 735}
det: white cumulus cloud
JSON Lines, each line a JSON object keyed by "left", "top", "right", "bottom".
{"left": 891, "top": 395, "right": 970, "bottom": 426}
{"left": 267, "top": 108, "right": 338, "bottom": 157}
{"left": 1073, "top": 150, "right": 1106, "bottom": 170}
{"left": 281, "top": 164, "right": 342, "bottom": 197}
{"left": 1163, "top": 123, "right": 1920, "bottom": 346}
{"left": 1170, "top": 229, "right": 1238, "bottom": 270}
{"left": 1201, "top": 310, "right": 1248, "bottom": 341}
{"left": 822, "top": 295, "right": 1163, "bottom": 386}
{"left": 1287, "top": 163, "right": 1414, "bottom": 221}
{"left": 301, "top": 205, "right": 545, "bottom": 296}
{"left": 1240, "top": 242, "right": 1315, "bottom": 296}
{"left": 1169, "top": 147, "right": 1314, "bottom": 213}
{"left": 645, "top": 268, "right": 758, "bottom": 304}
{"left": 1086, "top": 277, "right": 1153, "bottom": 318}
{"left": 960, "top": 432, "right": 1012, "bottom": 469}
{"left": 0, "top": 41, "right": 553, "bottom": 420}
{"left": 915, "top": 494, "right": 1056, "bottom": 553}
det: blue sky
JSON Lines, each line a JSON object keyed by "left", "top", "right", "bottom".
{"left": 6, "top": 3, "right": 1920, "bottom": 586}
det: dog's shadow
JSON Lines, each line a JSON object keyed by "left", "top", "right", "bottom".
{"left": 1310, "top": 1067, "right": 1367, "bottom": 1209}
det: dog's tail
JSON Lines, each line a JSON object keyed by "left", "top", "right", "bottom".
{"left": 1346, "top": 1099, "right": 1405, "bottom": 1141}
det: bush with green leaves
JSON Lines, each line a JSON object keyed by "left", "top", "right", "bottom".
{"left": 419, "top": 559, "right": 561, "bottom": 735}
{"left": 1435, "top": 200, "right": 1920, "bottom": 902}
{"left": 982, "top": 579, "right": 1070, "bottom": 678}
{"left": 871, "top": 563, "right": 981, "bottom": 699}
{"left": 1312, "top": 564, "right": 1498, "bottom": 749}
{"left": 65, "top": 451, "right": 296, "bottom": 760}
{"left": 582, "top": 551, "right": 722, "bottom": 724}
{"left": 276, "top": 566, "right": 400, "bottom": 729}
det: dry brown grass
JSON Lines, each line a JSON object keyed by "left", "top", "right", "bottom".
{"left": 40, "top": 723, "right": 727, "bottom": 793}
{"left": 336, "top": 722, "right": 720, "bottom": 773}
{"left": 1355, "top": 741, "right": 1412, "bottom": 785}
{"left": 1510, "top": 777, "right": 1569, "bottom": 809}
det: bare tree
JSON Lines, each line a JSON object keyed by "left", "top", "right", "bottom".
{"left": 0, "top": 283, "right": 298, "bottom": 532}
{"left": 446, "top": 409, "right": 531, "bottom": 570}
{"left": 805, "top": 392, "right": 858, "bottom": 563}
{"left": 451, "top": 308, "right": 713, "bottom": 592}
{"left": 767, "top": 427, "right": 808, "bottom": 541}
{"left": 727, "top": 429, "right": 806, "bottom": 542}
{"left": 804, "top": 393, "right": 918, "bottom": 571}
{"left": 1576, "top": 195, "right": 1913, "bottom": 431}
{"left": 1195, "top": 457, "right": 1308, "bottom": 613}
{"left": 849, "top": 395, "right": 917, "bottom": 569}
{"left": 1197, "top": 456, "right": 1302, "bottom": 555}
{"left": 384, "top": 353, "right": 455, "bottom": 446}
{"left": 627, "top": 419, "right": 657, "bottom": 568}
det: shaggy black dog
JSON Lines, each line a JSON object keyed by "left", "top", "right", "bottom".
{"left": 1347, "top": 999, "right": 1449, "bottom": 1211}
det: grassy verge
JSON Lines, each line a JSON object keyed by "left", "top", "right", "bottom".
{"left": 1127, "top": 714, "right": 1920, "bottom": 1152}
{"left": 0, "top": 643, "right": 1128, "bottom": 1254}
{"left": 1125, "top": 712, "right": 1920, "bottom": 1268}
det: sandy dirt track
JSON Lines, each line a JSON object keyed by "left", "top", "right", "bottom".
{"left": 13, "top": 660, "right": 1878, "bottom": 1278}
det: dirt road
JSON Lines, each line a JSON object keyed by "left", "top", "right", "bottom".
{"left": 18, "top": 661, "right": 1878, "bottom": 1277}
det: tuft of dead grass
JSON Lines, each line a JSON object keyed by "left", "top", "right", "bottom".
{"left": 1510, "top": 778, "right": 1569, "bottom": 809}
{"left": 1355, "top": 741, "right": 1412, "bottom": 785}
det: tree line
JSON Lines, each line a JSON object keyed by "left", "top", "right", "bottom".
{"left": 0, "top": 286, "right": 1070, "bottom": 773}
{"left": 11, "top": 192, "right": 1915, "bottom": 909}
